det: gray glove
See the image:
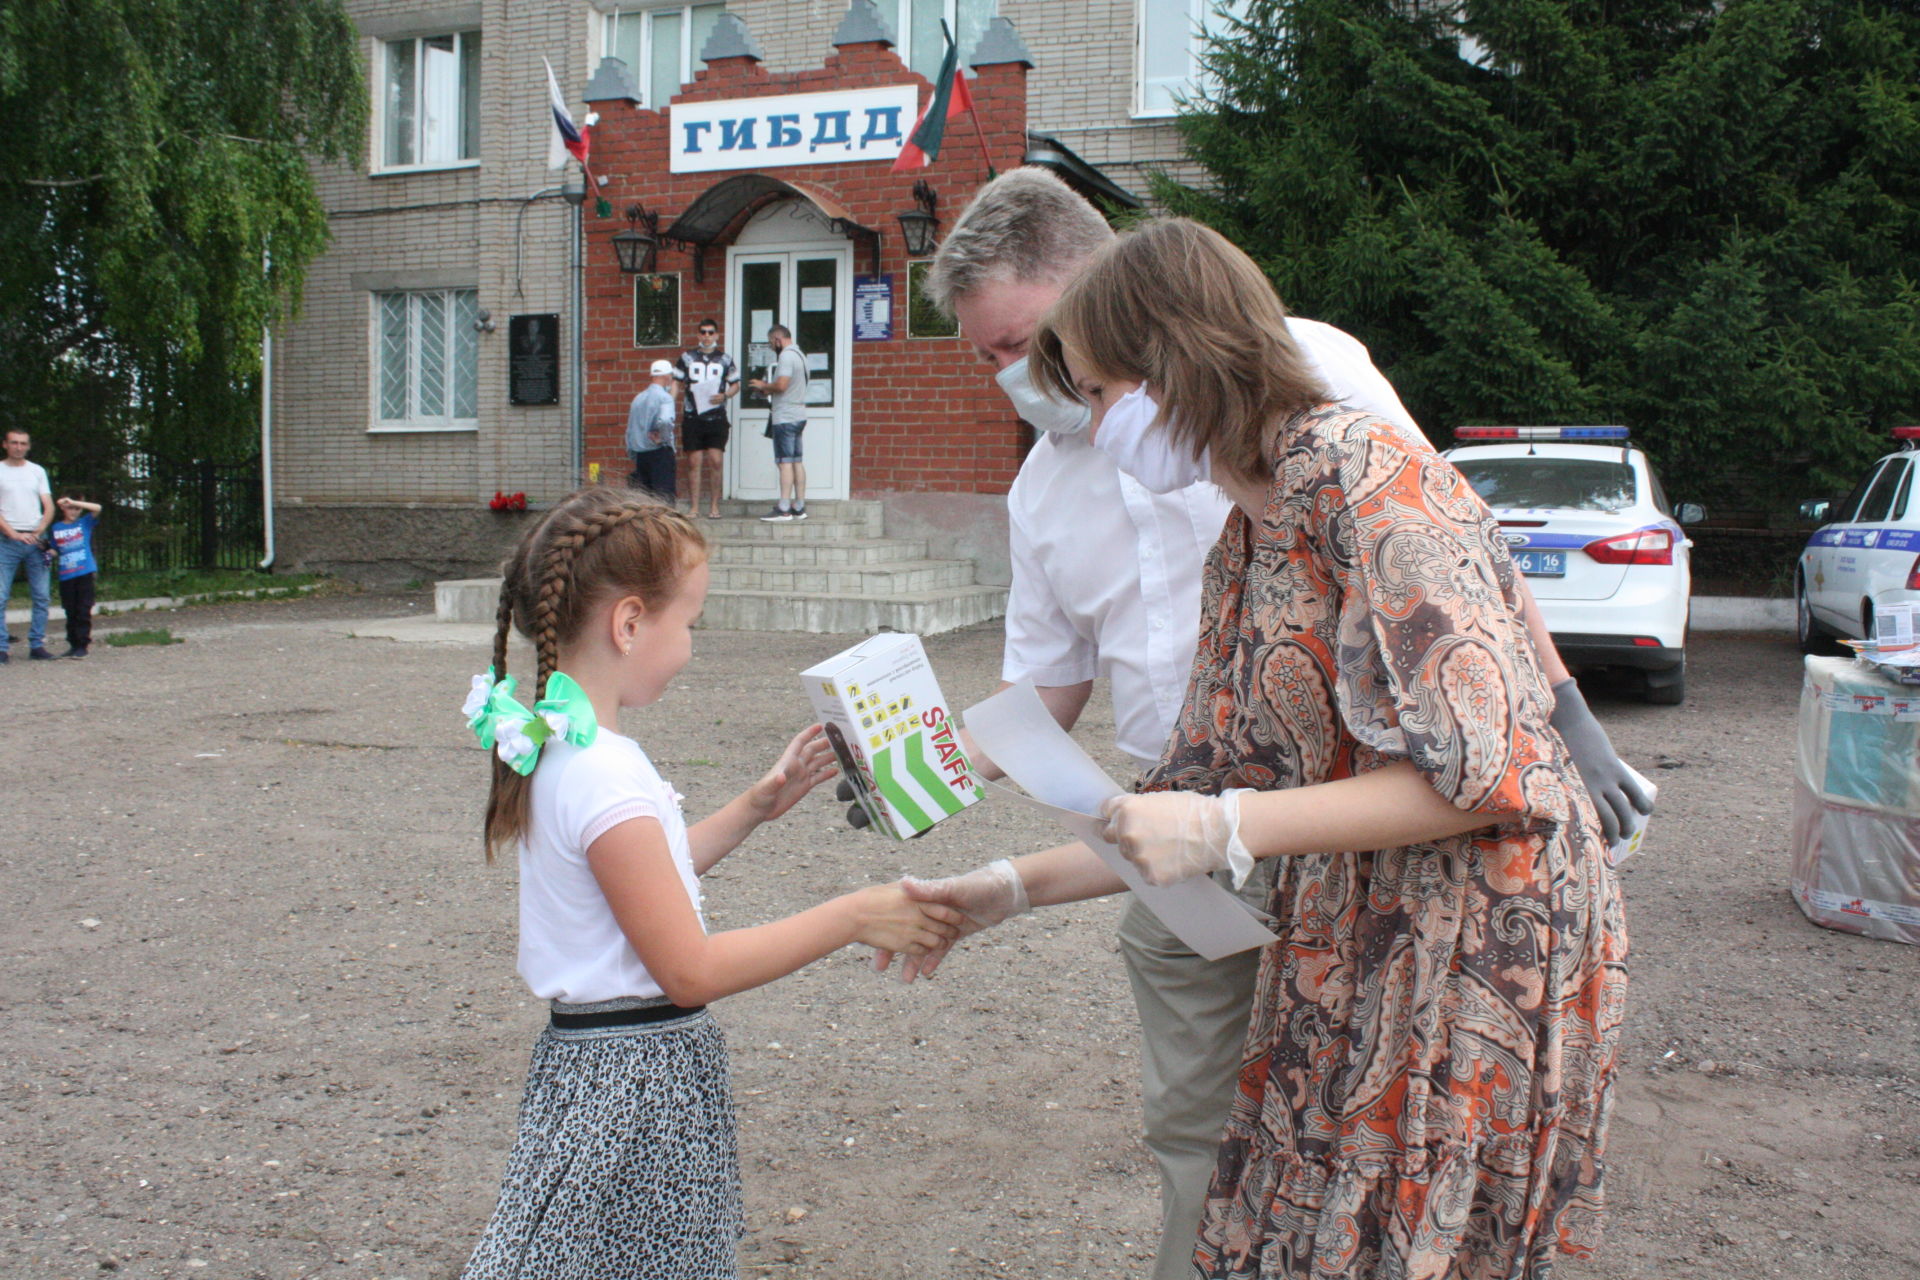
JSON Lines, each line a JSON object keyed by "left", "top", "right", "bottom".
{"left": 1550, "top": 677, "right": 1655, "bottom": 844}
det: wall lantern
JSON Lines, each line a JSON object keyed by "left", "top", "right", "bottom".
{"left": 896, "top": 180, "right": 940, "bottom": 258}
{"left": 612, "top": 204, "right": 660, "bottom": 274}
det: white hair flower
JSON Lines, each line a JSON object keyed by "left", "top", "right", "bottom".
{"left": 462, "top": 672, "right": 494, "bottom": 721}
{"left": 496, "top": 724, "right": 537, "bottom": 768}
{"left": 539, "top": 710, "right": 572, "bottom": 739}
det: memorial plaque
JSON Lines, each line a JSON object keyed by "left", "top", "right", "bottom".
{"left": 509, "top": 313, "right": 560, "bottom": 406}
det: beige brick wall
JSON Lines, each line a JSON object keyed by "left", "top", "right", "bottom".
{"left": 275, "top": 0, "right": 1203, "bottom": 512}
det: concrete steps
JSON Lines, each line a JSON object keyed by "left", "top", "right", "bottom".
{"left": 436, "top": 499, "right": 1006, "bottom": 635}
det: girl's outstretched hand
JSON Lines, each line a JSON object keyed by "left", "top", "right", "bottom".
{"left": 745, "top": 723, "right": 840, "bottom": 821}
{"left": 848, "top": 883, "right": 966, "bottom": 956}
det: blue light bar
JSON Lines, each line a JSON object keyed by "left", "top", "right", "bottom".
{"left": 1455, "top": 425, "right": 1631, "bottom": 442}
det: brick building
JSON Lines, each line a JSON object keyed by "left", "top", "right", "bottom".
{"left": 271, "top": 0, "right": 1234, "bottom": 596}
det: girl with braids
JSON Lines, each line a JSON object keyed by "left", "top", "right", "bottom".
{"left": 459, "top": 487, "right": 963, "bottom": 1280}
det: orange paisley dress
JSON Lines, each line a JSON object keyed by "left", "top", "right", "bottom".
{"left": 1140, "top": 405, "right": 1629, "bottom": 1280}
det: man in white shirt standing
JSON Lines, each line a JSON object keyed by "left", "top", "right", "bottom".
{"left": 897, "top": 169, "right": 1648, "bottom": 1280}
{"left": 0, "top": 427, "right": 56, "bottom": 663}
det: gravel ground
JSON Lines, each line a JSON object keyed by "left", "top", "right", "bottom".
{"left": 4, "top": 594, "right": 1917, "bottom": 1280}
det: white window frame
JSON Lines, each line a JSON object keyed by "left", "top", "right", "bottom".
{"left": 889, "top": 0, "right": 995, "bottom": 82}
{"left": 370, "top": 288, "right": 481, "bottom": 434}
{"left": 372, "top": 30, "right": 482, "bottom": 175}
{"left": 1134, "top": 0, "right": 1245, "bottom": 119}
{"left": 602, "top": 3, "right": 726, "bottom": 109}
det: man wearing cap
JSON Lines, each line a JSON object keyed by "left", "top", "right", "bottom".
{"left": 626, "top": 360, "right": 678, "bottom": 501}
{"left": 885, "top": 168, "right": 1652, "bottom": 1280}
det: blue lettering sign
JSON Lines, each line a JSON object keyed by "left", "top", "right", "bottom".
{"left": 719, "top": 117, "right": 757, "bottom": 151}
{"left": 809, "top": 110, "right": 852, "bottom": 152}
{"left": 859, "top": 105, "right": 903, "bottom": 149}
{"left": 768, "top": 113, "right": 801, "bottom": 148}
{"left": 681, "top": 120, "right": 713, "bottom": 153}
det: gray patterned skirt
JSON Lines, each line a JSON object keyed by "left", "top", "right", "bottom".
{"left": 460, "top": 998, "right": 743, "bottom": 1280}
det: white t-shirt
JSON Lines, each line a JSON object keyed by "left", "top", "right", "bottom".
{"left": 518, "top": 731, "right": 702, "bottom": 1003}
{"left": 1001, "top": 317, "right": 1420, "bottom": 765}
{"left": 0, "top": 460, "right": 51, "bottom": 533}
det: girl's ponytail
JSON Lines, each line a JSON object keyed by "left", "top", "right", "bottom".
{"left": 481, "top": 487, "right": 705, "bottom": 861}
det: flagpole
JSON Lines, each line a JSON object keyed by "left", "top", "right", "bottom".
{"left": 940, "top": 22, "right": 997, "bottom": 181}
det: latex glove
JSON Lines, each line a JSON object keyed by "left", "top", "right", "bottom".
{"left": 1096, "top": 790, "right": 1255, "bottom": 888}
{"left": 1550, "top": 677, "right": 1655, "bottom": 844}
{"left": 871, "top": 859, "right": 1029, "bottom": 982}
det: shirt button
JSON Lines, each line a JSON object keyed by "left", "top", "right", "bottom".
{"left": 1152, "top": 618, "right": 1165, "bottom": 630}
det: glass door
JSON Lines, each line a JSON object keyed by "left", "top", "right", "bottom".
{"left": 725, "top": 246, "right": 850, "bottom": 502}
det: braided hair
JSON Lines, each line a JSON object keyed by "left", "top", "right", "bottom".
{"left": 483, "top": 486, "right": 705, "bottom": 860}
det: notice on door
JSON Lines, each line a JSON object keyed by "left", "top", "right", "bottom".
{"left": 800, "top": 286, "right": 833, "bottom": 312}
{"left": 853, "top": 275, "right": 893, "bottom": 342}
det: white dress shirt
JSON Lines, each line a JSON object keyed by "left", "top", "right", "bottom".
{"left": 1001, "top": 317, "right": 1421, "bottom": 765}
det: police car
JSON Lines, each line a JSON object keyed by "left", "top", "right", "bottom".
{"left": 1445, "top": 426, "right": 1701, "bottom": 705}
{"left": 1796, "top": 427, "right": 1920, "bottom": 653}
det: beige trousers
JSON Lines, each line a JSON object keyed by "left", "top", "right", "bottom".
{"left": 1116, "top": 866, "right": 1271, "bottom": 1280}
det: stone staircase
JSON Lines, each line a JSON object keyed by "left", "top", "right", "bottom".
{"left": 436, "top": 499, "right": 1005, "bottom": 635}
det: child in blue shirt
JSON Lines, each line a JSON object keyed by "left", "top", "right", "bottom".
{"left": 49, "top": 497, "right": 99, "bottom": 657}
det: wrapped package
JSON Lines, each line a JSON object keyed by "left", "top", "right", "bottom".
{"left": 1791, "top": 656, "right": 1920, "bottom": 945}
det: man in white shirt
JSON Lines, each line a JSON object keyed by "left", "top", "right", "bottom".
{"left": 0, "top": 428, "right": 56, "bottom": 662}
{"left": 896, "top": 169, "right": 1647, "bottom": 1280}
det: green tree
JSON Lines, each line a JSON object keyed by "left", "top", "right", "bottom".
{"left": 0, "top": 0, "right": 364, "bottom": 470}
{"left": 1159, "top": 0, "right": 1920, "bottom": 513}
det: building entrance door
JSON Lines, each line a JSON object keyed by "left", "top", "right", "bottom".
{"left": 725, "top": 242, "right": 852, "bottom": 503}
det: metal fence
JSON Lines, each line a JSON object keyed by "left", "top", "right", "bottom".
{"left": 94, "top": 454, "right": 264, "bottom": 573}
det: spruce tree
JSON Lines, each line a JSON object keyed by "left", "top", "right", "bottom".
{"left": 1159, "top": 0, "right": 1920, "bottom": 512}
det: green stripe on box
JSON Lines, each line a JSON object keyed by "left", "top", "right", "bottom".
{"left": 904, "top": 733, "right": 966, "bottom": 816}
{"left": 871, "top": 744, "right": 933, "bottom": 832}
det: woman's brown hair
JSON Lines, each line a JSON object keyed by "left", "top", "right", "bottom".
{"left": 483, "top": 486, "right": 706, "bottom": 861}
{"left": 1030, "top": 217, "right": 1329, "bottom": 484}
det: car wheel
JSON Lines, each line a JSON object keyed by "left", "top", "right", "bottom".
{"left": 1863, "top": 600, "right": 1876, "bottom": 646}
{"left": 1645, "top": 656, "right": 1686, "bottom": 706}
{"left": 1796, "top": 573, "right": 1830, "bottom": 655}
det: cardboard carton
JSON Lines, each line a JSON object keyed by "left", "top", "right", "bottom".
{"left": 802, "top": 633, "right": 980, "bottom": 839}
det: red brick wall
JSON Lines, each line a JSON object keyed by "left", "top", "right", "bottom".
{"left": 582, "top": 42, "right": 1030, "bottom": 497}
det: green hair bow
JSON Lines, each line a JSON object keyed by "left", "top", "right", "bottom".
{"left": 463, "top": 668, "right": 599, "bottom": 775}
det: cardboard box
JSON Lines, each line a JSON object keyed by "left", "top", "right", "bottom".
{"left": 802, "top": 633, "right": 981, "bottom": 839}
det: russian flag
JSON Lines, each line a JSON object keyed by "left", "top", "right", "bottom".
{"left": 545, "top": 58, "right": 591, "bottom": 171}
{"left": 891, "top": 33, "right": 975, "bottom": 172}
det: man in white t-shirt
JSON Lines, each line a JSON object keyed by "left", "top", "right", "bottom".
{"left": 0, "top": 427, "right": 56, "bottom": 662}
{"left": 892, "top": 169, "right": 1650, "bottom": 1280}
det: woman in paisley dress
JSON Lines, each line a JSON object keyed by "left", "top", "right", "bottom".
{"left": 1029, "top": 218, "right": 1628, "bottom": 1280}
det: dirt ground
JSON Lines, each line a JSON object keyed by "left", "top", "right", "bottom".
{"left": 4, "top": 592, "right": 1917, "bottom": 1280}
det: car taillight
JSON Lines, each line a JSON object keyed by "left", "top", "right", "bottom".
{"left": 1906, "top": 555, "right": 1920, "bottom": 591}
{"left": 1584, "top": 526, "right": 1674, "bottom": 566}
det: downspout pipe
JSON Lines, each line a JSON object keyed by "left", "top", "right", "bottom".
{"left": 562, "top": 179, "right": 587, "bottom": 488}
{"left": 258, "top": 324, "right": 275, "bottom": 570}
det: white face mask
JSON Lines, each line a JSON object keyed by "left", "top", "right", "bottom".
{"left": 1094, "top": 385, "right": 1212, "bottom": 494}
{"left": 994, "top": 357, "right": 1092, "bottom": 436}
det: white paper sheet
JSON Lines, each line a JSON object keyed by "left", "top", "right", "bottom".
{"left": 801, "top": 286, "right": 833, "bottom": 311}
{"left": 963, "top": 681, "right": 1278, "bottom": 961}
{"left": 806, "top": 350, "right": 831, "bottom": 373}
{"left": 690, "top": 375, "right": 721, "bottom": 412}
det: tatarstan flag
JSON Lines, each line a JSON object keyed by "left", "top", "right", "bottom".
{"left": 891, "top": 31, "right": 975, "bottom": 172}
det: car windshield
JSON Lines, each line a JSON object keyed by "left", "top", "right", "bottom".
{"left": 1452, "top": 457, "right": 1638, "bottom": 513}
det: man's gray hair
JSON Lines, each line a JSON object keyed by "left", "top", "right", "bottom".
{"left": 923, "top": 168, "right": 1114, "bottom": 317}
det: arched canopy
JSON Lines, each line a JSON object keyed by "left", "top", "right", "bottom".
{"left": 664, "top": 174, "right": 880, "bottom": 267}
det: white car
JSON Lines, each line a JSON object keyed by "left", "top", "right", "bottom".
{"left": 1796, "top": 429, "right": 1920, "bottom": 652}
{"left": 1445, "top": 426, "right": 1701, "bottom": 705}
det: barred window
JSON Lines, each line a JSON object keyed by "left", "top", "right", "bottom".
{"left": 375, "top": 289, "right": 479, "bottom": 430}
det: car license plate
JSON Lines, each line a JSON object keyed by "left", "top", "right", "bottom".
{"left": 1514, "top": 549, "right": 1567, "bottom": 577}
